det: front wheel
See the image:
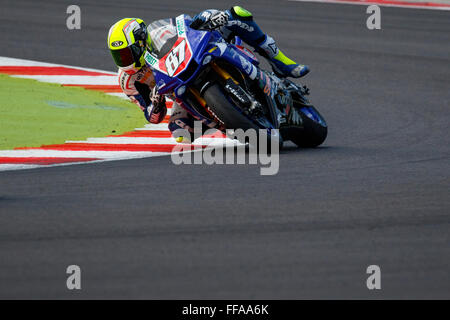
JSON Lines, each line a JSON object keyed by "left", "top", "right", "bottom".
{"left": 202, "top": 83, "right": 282, "bottom": 148}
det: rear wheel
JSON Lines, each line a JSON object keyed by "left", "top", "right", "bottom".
{"left": 290, "top": 106, "right": 327, "bottom": 148}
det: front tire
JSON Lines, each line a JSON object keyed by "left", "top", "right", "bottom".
{"left": 202, "top": 83, "right": 282, "bottom": 149}
{"left": 202, "top": 83, "right": 260, "bottom": 133}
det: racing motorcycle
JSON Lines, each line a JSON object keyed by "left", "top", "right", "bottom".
{"left": 144, "top": 14, "right": 327, "bottom": 148}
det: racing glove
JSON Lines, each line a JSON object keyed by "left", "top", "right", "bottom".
{"left": 146, "top": 86, "right": 167, "bottom": 124}
{"left": 190, "top": 10, "right": 229, "bottom": 30}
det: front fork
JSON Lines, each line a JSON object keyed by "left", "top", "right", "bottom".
{"left": 189, "top": 60, "right": 287, "bottom": 139}
{"left": 189, "top": 61, "right": 256, "bottom": 118}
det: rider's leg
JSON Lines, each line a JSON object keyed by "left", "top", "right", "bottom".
{"left": 168, "top": 102, "right": 212, "bottom": 143}
{"left": 224, "top": 6, "right": 309, "bottom": 78}
{"left": 168, "top": 102, "right": 196, "bottom": 143}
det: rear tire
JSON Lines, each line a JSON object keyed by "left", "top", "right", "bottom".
{"left": 290, "top": 106, "right": 328, "bottom": 148}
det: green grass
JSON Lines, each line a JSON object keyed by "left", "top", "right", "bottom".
{"left": 0, "top": 74, "right": 146, "bottom": 150}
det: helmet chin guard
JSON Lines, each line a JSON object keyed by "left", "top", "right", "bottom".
{"left": 119, "top": 54, "right": 146, "bottom": 74}
{"left": 120, "top": 64, "right": 140, "bottom": 75}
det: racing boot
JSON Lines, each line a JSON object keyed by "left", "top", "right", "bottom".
{"left": 255, "top": 35, "right": 310, "bottom": 79}
{"left": 225, "top": 6, "right": 310, "bottom": 78}
{"left": 191, "top": 6, "right": 310, "bottom": 78}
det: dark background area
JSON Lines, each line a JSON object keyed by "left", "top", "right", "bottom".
{"left": 0, "top": 0, "right": 449, "bottom": 298}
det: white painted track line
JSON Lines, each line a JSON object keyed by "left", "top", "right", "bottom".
{"left": 12, "top": 75, "right": 118, "bottom": 85}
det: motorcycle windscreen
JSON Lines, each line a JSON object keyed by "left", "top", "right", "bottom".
{"left": 147, "top": 18, "right": 178, "bottom": 59}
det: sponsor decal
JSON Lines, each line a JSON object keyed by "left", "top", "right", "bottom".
{"left": 268, "top": 42, "right": 278, "bottom": 55}
{"left": 176, "top": 15, "right": 186, "bottom": 36}
{"left": 238, "top": 55, "right": 252, "bottom": 75}
{"left": 216, "top": 43, "right": 227, "bottom": 56}
{"left": 263, "top": 74, "right": 271, "bottom": 96}
{"left": 111, "top": 40, "right": 123, "bottom": 47}
{"left": 228, "top": 20, "right": 254, "bottom": 32}
{"left": 236, "top": 45, "right": 257, "bottom": 60}
{"left": 144, "top": 51, "right": 158, "bottom": 67}
{"left": 224, "top": 82, "right": 250, "bottom": 107}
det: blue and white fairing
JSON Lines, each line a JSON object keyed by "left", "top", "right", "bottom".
{"left": 143, "top": 14, "right": 262, "bottom": 123}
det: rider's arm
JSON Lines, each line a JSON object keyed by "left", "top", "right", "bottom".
{"left": 119, "top": 70, "right": 167, "bottom": 124}
{"left": 190, "top": 9, "right": 229, "bottom": 30}
{"left": 190, "top": 9, "right": 239, "bottom": 43}
{"left": 134, "top": 82, "right": 167, "bottom": 124}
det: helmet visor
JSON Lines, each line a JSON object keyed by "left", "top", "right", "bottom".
{"left": 110, "top": 43, "right": 144, "bottom": 68}
{"left": 110, "top": 47, "right": 134, "bottom": 68}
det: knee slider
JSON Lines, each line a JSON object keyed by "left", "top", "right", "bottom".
{"left": 169, "top": 118, "right": 195, "bottom": 142}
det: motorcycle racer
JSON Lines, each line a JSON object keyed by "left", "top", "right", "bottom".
{"left": 107, "top": 6, "right": 310, "bottom": 142}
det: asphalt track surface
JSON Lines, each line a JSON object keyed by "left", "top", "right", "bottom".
{"left": 0, "top": 0, "right": 449, "bottom": 299}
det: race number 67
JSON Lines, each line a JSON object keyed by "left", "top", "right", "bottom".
{"left": 166, "top": 39, "right": 186, "bottom": 76}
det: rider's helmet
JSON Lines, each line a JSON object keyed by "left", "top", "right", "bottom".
{"left": 107, "top": 18, "right": 150, "bottom": 74}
